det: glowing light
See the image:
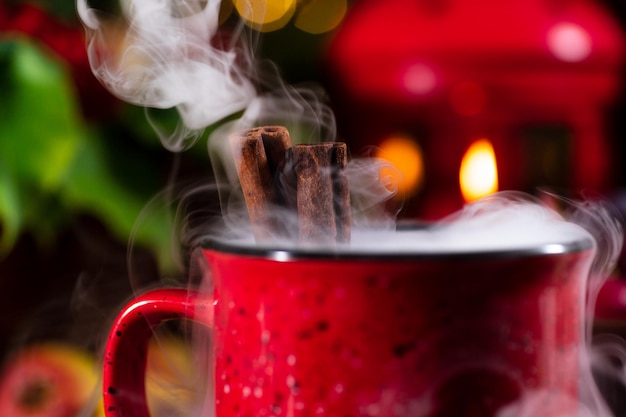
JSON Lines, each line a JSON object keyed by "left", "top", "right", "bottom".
{"left": 547, "top": 23, "right": 592, "bottom": 62}
{"left": 235, "top": 0, "right": 296, "bottom": 31}
{"left": 295, "top": 0, "right": 347, "bottom": 34}
{"left": 450, "top": 82, "right": 487, "bottom": 116}
{"left": 459, "top": 138, "right": 498, "bottom": 203}
{"left": 403, "top": 64, "right": 436, "bottom": 95}
{"left": 375, "top": 135, "right": 424, "bottom": 196}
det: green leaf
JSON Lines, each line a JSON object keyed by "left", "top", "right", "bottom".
{"left": 0, "top": 37, "right": 81, "bottom": 192}
{"left": 0, "top": 37, "right": 175, "bottom": 269}
{"left": 0, "top": 37, "right": 82, "bottom": 252}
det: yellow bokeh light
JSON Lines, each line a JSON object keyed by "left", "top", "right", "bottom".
{"left": 459, "top": 138, "right": 499, "bottom": 203}
{"left": 376, "top": 135, "right": 425, "bottom": 196}
{"left": 294, "top": 0, "right": 347, "bottom": 34}
{"left": 235, "top": 0, "right": 296, "bottom": 31}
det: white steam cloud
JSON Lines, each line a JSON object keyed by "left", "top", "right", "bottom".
{"left": 77, "top": 0, "right": 338, "bottom": 151}
{"left": 77, "top": 0, "right": 258, "bottom": 150}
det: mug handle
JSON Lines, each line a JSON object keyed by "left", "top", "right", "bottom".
{"left": 102, "top": 288, "right": 213, "bottom": 417}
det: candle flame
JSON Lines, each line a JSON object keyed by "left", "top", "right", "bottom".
{"left": 459, "top": 138, "right": 498, "bottom": 203}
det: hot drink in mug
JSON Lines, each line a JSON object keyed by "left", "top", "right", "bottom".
{"left": 102, "top": 201, "right": 599, "bottom": 417}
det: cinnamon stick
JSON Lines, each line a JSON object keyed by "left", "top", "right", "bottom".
{"left": 230, "top": 126, "right": 351, "bottom": 245}
{"left": 293, "top": 143, "right": 351, "bottom": 245}
{"left": 229, "top": 126, "right": 291, "bottom": 240}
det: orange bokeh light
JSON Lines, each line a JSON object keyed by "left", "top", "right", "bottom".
{"left": 376, "top": 135, "right": 425, "bottom": 196}
{"left": 234, "top": 0, "right": 296, "bottom": 31}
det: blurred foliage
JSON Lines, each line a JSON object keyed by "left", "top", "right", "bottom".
{"left": 0, "top": 36, "right": 175, "bottom": 267}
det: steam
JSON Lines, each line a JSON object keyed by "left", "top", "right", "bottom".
{"left": 77, "top": 0, "right": 255, "bottom": 151}
{"left": 76, "top": 0, "right": 341, "bottom": 153}
{"left": 573, "top": 196, "right": 625, "bottom": 417}
{"left": 485, "top": 192, "right": 624, "bottom": 417}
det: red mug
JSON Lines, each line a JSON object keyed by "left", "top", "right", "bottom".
{"left": 102, "top": 231, "right": 595, "bottom": 417}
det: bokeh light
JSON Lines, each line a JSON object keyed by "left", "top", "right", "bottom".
{"left": 402, "top": 63, "right": 437, "bottom": 96}
{"left": 547, "top": 22, "right": 592, "bottom": 62}
{"left": 376, "top": 134, "right": 425, "bottom": 196}
{"left": 226, "top": 0, "right": 347, "bottom": 33}
{"left": 294, "top": 0, "right": 347, "bottom": 34}
{"left": 234, "top": 0, "right": 296, "bottom": 32}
